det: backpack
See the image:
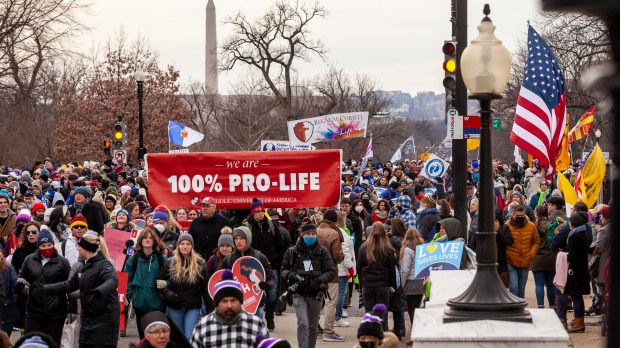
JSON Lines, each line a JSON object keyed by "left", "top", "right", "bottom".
{"left": 547, "top": 218, "right": 566, "bottom": 243}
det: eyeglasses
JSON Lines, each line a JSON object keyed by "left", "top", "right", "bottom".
{"left": 25, "top": 230, "right": 38, "bottom": 235}
{"left": 147, "top": 328, "right": 170, "bottom": 336}
{"left": 72, "top": 225, "right": 87, "bottom": 230}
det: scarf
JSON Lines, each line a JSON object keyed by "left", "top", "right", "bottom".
{"left": 373, "top": 209, "right": 388, "bottom": 220}
{"left": 537, "top": 188, "right": 548, "bottom": 206}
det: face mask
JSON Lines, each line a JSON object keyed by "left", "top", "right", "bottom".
{"left": 154, "top": 224, "right": 166, "bottom": 233}
{"left": 362, "top": 198, "right": 370, "bottom": 205}
{"left": 355, "top": 206, "right": 364, "bottom": 213}
{"left": 40, "top": 248, "right": 54, "bottom": 258}
{"left": 303, "top": 236, "right": 317, "bottom": 245}
{"left": 359, "top": 342, "right": 377, "bottom": 348}
{"left": 512, "top": 216, "right": 526, "bottom": 227}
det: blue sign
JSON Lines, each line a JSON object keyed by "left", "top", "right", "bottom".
{"left": 414, "top": 241, "right": 464, "bottom": 279}
{"left": 422, "top": 154, "right": 448, "bottom": 179}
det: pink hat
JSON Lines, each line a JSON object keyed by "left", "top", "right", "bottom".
{"left": 201, "top": 197, "right": 216, "bottom": 205}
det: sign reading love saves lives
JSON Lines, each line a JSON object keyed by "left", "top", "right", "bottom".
{"left": 414, "top": 241, "right": 464, "bottom": 279}
{"left": 146, "top": 150, "right": 342, "bottom": 209}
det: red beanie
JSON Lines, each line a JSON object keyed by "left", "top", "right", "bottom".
{"left": 32, "top": 202, "right": 46, "bottom": 213}
{"left": 70, "top": 214, "right": 88, "bottom": 228}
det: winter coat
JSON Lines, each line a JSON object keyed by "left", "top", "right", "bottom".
{"left": 317, "top": 222, "right": 344, "bottom": 283}
{"left": 356, "top": 242, "right": 397, "bottom": 289}
{"left": 497, "top": 224, "right": 515, "bottom": 273}
{"left": 221, "top": 247, "right": 276, "bottom": 307}
{"left": 10, "top": 242, "right": 37, "bottom": 274}
{"left": 530, "top": 217, "right": 557, "bottom": 272}
{"left": 18, "top": 250, "right": 71, "bottom": 321}
{"left": 188, "top": 213, "right": 231, "bottom": 261}
{"left": 595, "top": 221, "right": 611, "bottom": 283}
{"left": 45, "top": 253, "right": 120, "bottom": 346}
{"left": 337, "top": 228, "right": 355, "bottom": 277}
{"left": 244, "top": 215, "right": 284, "bottom": 270}
{"left": 417, "top": 208, "right": 440, "bottom": 242}
{"left": 371, "top": 209, "right": 388, "bottom": 224}
{"left": 528, "top": 190, "right": 552, "bottom": 209}
{"left": 388, "top": 195, "right": 417, "bottom": 229}
{"left": 0, "top": 210, "right": 15, "bottom": 244}
{"left": 2, "top": 263, "right": 19, "bottom": 323}
{"left": 467, "top": 211, "right": 479, "bottom": 251}
{"left": 157, "top": 228, "right": 179, "bottom": 253}
{"left": 124, "top": 251, "right": 167, "bottom": 312}
{"left": 69, "top": 202, "right": 104, "bottom": 234}
{"left": 505, "top": 220, "right": 540, "bottom": 269}
{"left": 400, "top": 245, "right": 425, "bottom": 295}
{"left": 157, "top": 257, "right": 209, "bottom": 310}
{"left": 281, "top": 239, "right": 335, "bottom": 297}
{"left": 564, "top": 225, "right": 591, "bottom": 296}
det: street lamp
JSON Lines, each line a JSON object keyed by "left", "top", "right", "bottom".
{"left": 443, "top": 4, "right": 532, "bottom": 323}
{"left": 134, "top": 70, "right": 147, "bottom": 160}
{"left": 595, "top": 129, "right": 602, "bottom": 142}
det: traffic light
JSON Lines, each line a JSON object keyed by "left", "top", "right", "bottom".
{"left": 103, "top": 139, "right": 111, "bottom": 156}
{"left": 442, "top": 40, "right": 457, "bottom": 119}
{"left": 113, "top": 121, "right": 127, "bottom": 149}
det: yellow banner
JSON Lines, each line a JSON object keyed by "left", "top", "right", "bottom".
{"left": 557, "top": 170, "right": 578, "bottom": 205}
{"left": 578, "top": 144, "right": 606, "bottom": 208}
{"left": 467, "top": 139, "right": 480, "bottom": 151}
{"left": 419, "top": 153, "right": 430, "bottom": 162}
{"left": 555, "top": 124, "right": 570, "bottom": 172}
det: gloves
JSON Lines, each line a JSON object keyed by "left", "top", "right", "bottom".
{"left": 288, "top": 273, "right": 303, "bottom": 283}
{"left": 16, "top": 277, "right": 29, "bottom": 287}
{"left": 258, "top": 281, "right": 271, "bottom": 291}
{"left": 348, "top": 267, "right": 355, "bottom": 280}
{"left": 156, "top": 280, "right": 168, "bottom": 289}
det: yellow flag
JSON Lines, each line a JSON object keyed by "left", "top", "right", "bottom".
{"left": 557, "top": 170, "right": 578, "bottom": 205}
{"left": 577, "top": 144, "right": 606, "bottom": 208}
{"left": 555, "top": 124, "right": 570, "bottom": 172}
{"left": 467, "top": 139, "right": 480, "bottom": 151}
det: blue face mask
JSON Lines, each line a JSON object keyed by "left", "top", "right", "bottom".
{"left": 303, "top": 236, "right": 317, "bottom": 245}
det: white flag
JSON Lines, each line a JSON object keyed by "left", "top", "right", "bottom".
{"left": 514, "top": 145, "right": 524, "bottom": 167}
{"left": 390, "top": 136, "right": 415, "bottom": 163}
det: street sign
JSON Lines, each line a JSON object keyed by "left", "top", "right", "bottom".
{"left": 463, "top": 116, "right": 480, "bottom": 139}
{"left": 113, "top": 150, "right": 127, "bottom": 164}
{"left": 448, "top": 112, "right": 481, "bottom": 140}
{"left": 448, "top": 108, "right": 462, "bottom": 140}
{"left": 169, "top": 149, "right": 189, "bottom": 154}
{"left": 492, "top": 118, "right": 501, "bottom": 130}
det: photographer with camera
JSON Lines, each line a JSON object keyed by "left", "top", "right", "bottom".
{"left": 281, "top": 222, "right": 335, "bottom": 348}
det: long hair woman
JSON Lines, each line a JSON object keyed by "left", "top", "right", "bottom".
{"left": 399, "top": 228, "right": 426, "bottom": 341}
{"left": 371, "top": 199, "right": 391, "bottom": 224}
{"left": 157, "top": 234, "right": 209, "bottom": 339}
{"left": 44, "top": 231, "right": 120, "bottom": 347}
{"left": 123, "top": 228, "right": 168, "bottom": 339}
{"left": 125, "top": 202, "right": 142, "bottom": 221}
{"left": 357, "top": 222, "right": 397, "bottom": 331}
{"left": 45, "top": 206, "right": 70, "bottom": 243}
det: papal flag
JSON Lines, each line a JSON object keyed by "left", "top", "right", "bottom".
{"left": 555, "top": 123, "right": 570, "bottom": 172}
{"left": 574, "top": 144, "right": 606, "bottom": 208}
{"left": 168, "top": 121, "right": 205, "bottom": 147}
{"left": 568, "top": 105, "right": 596, "bottom": 143}
{"left": 390, "top": 136, "right": 415, "bottom": 163}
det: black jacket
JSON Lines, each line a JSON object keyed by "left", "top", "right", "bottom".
{"left": 69, "top": 202, "right": 104, "bottom": 234}
{"left": 157, "top": 228, "right": 179, "bottom": 253}
{"left": 157, "top": 257, "right": 209, "bottom": 310}
{"left": 18, "top": 250, "right": 70, "bottom": 321}
{"left": 564, "top": 227, "right": 591, "bottom": 296}
{"left": 188, "top": 213, "right": 231, "bottom": 261}
{"left": 45, "top": 253, "right": 120, "bottom": 346}
{"left": 497, "top": 224, "right": 515, "bottom": 273}
{"left": 245, "top": 215, "right": 284, "bottom": 270}
{"left": 356, "top": 243, "right": 397, "bottom": 289}
{"left": 281, "top": 239, "right": 335, "bottom": 297}
{"left": 11, "top": 242, "right": 37, "bottom": 274}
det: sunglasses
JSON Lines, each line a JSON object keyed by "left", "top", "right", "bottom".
{"left": 72, "top": 225, "right": 87, "bottom": 230}
{"left": 25, "top": 230, "right": 38, "bottom": 235}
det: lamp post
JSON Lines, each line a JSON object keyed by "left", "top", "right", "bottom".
{"left": 443, "top": 4, "right": 532, "bottom": 323}
{"left": 595, "top": 129, "right": 602, "bottom": 142}
{"left": 134, "top": 70, "right": 147, "bottom": 160}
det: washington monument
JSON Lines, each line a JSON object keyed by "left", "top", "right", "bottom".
{"left": 205, "top": 0, "right": 218, "bottom": 94}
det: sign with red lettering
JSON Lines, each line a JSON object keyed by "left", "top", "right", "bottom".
{"left": 207, "top": 256, "right": 266, "bottom": 315}
{"left": 117, "top": 272, "right": 128, "bottom": 330}
{"left": 146, "top": 150, "right": 342, "bottom": 209}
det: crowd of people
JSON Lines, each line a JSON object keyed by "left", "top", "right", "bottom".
{"left": 0, "top": 155, "right": 611, "bottom": 347}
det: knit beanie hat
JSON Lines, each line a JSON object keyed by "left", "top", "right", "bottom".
{"left": 116, "top": 209, "right": 130, "bottom": 221}
{"left": 152, "top": 207, "right": 168, "bottom": 222}
{"left": 300, "top": 223, "right": 317, "bottom": 236}
{"left": 120, "top": 185, "right": 131, "bottom": 195}
{"left": 601, "top": 205, "right": 612, "bottom": 220}
{"left": 140, "top": 311, "right": 170, "bottom": 335}
{"left": 70, "top": 214, "right": 88, "bottom": 229}
{"left": 32, "top": 202, "right": 46, "bottom": 213}
{"left": 16, "top": 209, "right": 32, "bottom": 223}
{"left": 256, "top": 335, "right": 291, "bottom": 348}
{"left": 213, "top": 269, "right": 244, "bottom": 306}
{"left": 233, "top": 226, "right": 252, "bottom": 247}
{"left": 37, "top": 229, "right": 54, "bottom": 247}
{"left": 357, "top": 304, "right": 387, "bottom": 339}
{"left": 177, "top": 233, "right": 194, "bottom": 247}
{"left": 19, "top": 335, "right": 51, "bottom": 348}
{"left": 323, "top": 209, "right": 338, "bottom": 223}
{"left": 420, "top": 196, "right": 437, "bottom": 208}
{"left": 24, "top": 191, "right": 35, "bottom": 198}
{"left": 570, "top": 211, "right": 589, "bottom": 227}
{"left": 105, "top": 194, "right": 117, "bottom": 206}
{"left": 250, "top": 198, "right": 265, "bottom": 214}
{"left": 218, "top": 227, "right": 234, "bottom": 247}
{"left": 74, "top": 186, "right": 91, "bottom": 198}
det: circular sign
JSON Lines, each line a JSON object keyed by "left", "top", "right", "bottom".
{"left": 424, "top": 158, "right": 446, "bottom": 178}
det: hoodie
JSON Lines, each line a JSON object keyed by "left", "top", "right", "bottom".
{"left": 388, "top": 195, "right": 416, "bottom": 229}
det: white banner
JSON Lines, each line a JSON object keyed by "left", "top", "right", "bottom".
{"left": 260, "top": 140, "right": 313, "bottom": 151}
{"left": 422, "top": 154, "right": 449, "bottom": 179}
{"left": 287, "top": 112, "right": 369, "bottom": 146}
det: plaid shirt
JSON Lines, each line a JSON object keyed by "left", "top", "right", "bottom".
{"left": 191, "top": 311, "right": 267, "bottom": 348}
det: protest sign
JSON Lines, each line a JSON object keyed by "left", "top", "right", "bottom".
{"left": 421, "top": 154, "right": 449, "bottom": 179}
{"left": 146, "top": 150, "right": 342, "bottom": 209}
{"left": 178, "top": 221, "right": 191, "bottom": 234}
{"left": 117, "top": 272, "right": 128, "bottom": 330}
{"left": 207, "top": 256, "right": 266, "bottom": 314}
{"left": 414, "top": 241, "right": 464, "bottom": 279}
{"left": 287, "top": 112, "right": 368, "bottom": 146}
{"left": 104, "top": 228, "right": 131, "bottom": 271}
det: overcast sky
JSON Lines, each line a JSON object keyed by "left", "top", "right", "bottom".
{"left": 76, "top": 0, "right": 543, "bottom": 95}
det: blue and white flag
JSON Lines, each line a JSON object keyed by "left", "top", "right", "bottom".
{"left": 168, "top": 121, "right": 204, "bottom": 147}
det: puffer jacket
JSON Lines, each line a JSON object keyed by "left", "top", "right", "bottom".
{"left": 337, "top": 227, "right": 355, "bottom": 277}
{"left": 18, "top": 250, "right": 70, "bottom": 321}
{"left": 157, "top": 257, "right": 209, "bottom": 310}
{"left": 356, "top": 242, "right": 397, "bottom": 289}
{"left": 506, "top": 220, "right": 540, "bottom": 269}
{"left": 45, "top": 254, "right": 120, "bottom": 346}
{"left": 124, "top": 251, "right": 167, "bottom": 312}
{"left": 281, "top": 239, "right": 335, "bottom": 297}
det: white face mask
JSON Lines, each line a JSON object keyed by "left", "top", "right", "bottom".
{"left": 154, "top": 224, "right": 166, "bottom": 233}
{"left": 355, "top": 206, "right": 364, "bottom": 213}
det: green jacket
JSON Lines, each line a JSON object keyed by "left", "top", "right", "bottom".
{"left": 123, "top": 251, "right": 167, "bottom": 312}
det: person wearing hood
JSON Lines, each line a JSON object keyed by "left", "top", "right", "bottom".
{"left": 221, "top": 226, "right": 276, "bottom": 320}
{"left": 152, "top": 207, "right": 179, "bottom": 253}
{"left": 388, "top": 195, "right": 417, "bottom": 229}
{"left": 68, "top": 186, "right": 104, "bottom": 234}
{"left": 504, "top": 205, "right": 539, "bottom": 298}
{"left": 281, "top": 222, "right": 335, "bottom": 348}
{"left": 131, "top": 310, "right": 190, "bottom": 348}
{"left": 416, "top": 196, "right": 440, "bottom": 242}
{"left": 528, "top": 180, "right": 552, "bottom": 209}
{"left": 432, "top": 218, "right": 470, "bottom": 269}
{"left": 0, "top": 194, "right": 16, "bottom": 245}
{"left": 360, "top": 192, "right": 375, "bottom": 215}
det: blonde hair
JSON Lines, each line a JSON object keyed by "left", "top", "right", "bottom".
{"left": 336, "top": 211, "right": 347, "bottom": 228}
{"left": 170, "top": 245, "right": 204, "bottom": 284}
{"left": 400, "top": 228, "right": 425, "bottom": 260}
{"left": 365, "top": 222, "right": 393, "bottom": 263}
{"left": 83, "top": 234, "right": 113, "bottom": 266}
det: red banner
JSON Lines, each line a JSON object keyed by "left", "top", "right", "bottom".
{"left": 117, "top": 271, "right": 128, "bottom": 330}
{"left": 146, "top": 150, "right": 342, "bottom": 209}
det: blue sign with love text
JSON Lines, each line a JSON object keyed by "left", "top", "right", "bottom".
{"left": 414, "top": 241, "right": 464, "bottom": 279}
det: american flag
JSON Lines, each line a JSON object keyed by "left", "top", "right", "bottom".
{"left": 510, "top": 26, "right": 566, "bottom": 178}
